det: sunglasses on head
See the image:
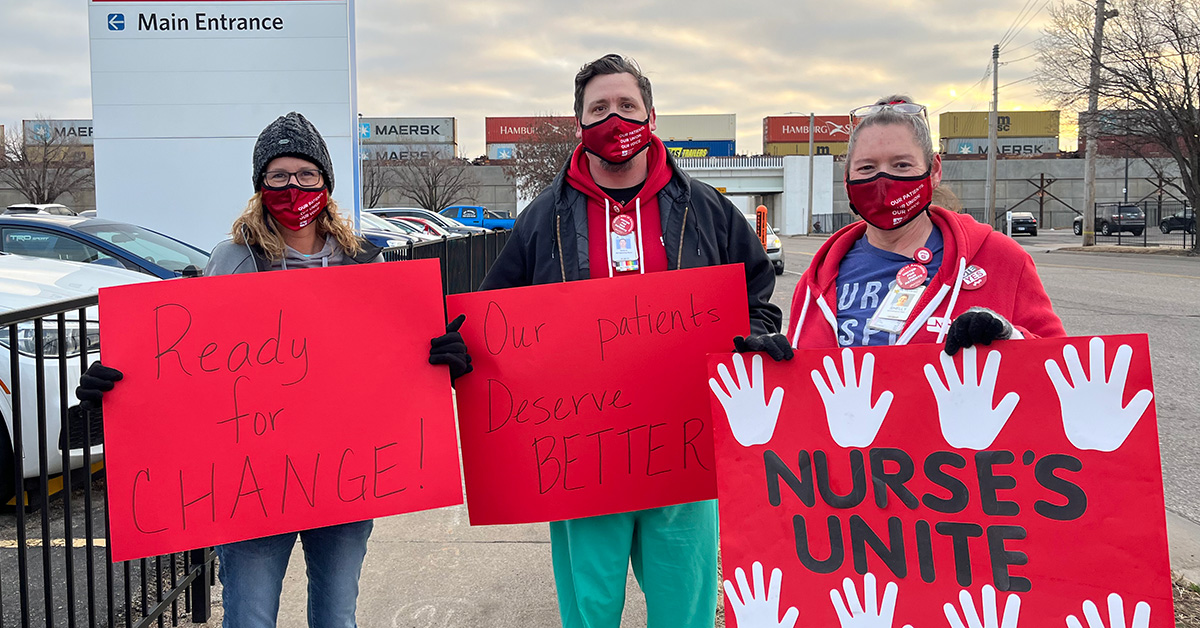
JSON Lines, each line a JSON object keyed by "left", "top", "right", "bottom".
{"left": 849, "top": 101, "right": 928, "bottom": 128}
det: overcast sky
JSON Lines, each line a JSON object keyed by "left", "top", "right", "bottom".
{"left": 0, "top": 0, "right": 1063, "bottom": 157}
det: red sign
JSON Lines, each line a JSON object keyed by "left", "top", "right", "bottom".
{"left": 763, "top": 115, "right": 853, "bottom": 143}
{"left": 99, "top": 260, "right": 463, "bottom": 562}
{"left": 710, "top": 335, "right": 1172, "bottom": 626}
{"left": 447, "top": 266, "right": 750, "bottom": 525}
{"left": 485, "top": 116, "right": 576, "bottom": 143}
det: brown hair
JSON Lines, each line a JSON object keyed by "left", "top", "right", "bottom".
{"left": 573, "top": 54, "right": 653, "bottom": 119}
{"left": 230, "top": 192, "right": 362, "bottom": 261}
{"left": 847, "top": 94, "right": 935, "bottom": 168}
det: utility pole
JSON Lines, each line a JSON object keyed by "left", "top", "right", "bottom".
{"left": 1082, "top": 0, "right": 1114, "bottom": 246}
{"left": 807, "top": 112, "right": 815, "bottom": 235}
{"left": 986, "top": 44, "right": 999, "bottom": 229}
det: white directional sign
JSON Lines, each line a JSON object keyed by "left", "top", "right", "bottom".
{"left": 87, "top": 0, "right": 355, "bottom": 252}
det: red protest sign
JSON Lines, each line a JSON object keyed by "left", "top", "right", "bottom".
{"left": 710, "top": 335, "right": 1173, "bottom": 627}
{"left": 447, "top": 265, "right": 750, "bottom": 525}
{"left": 99, "top": 260, "right": 462, "bottom": 562}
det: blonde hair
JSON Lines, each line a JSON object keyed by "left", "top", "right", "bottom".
{"left": 231, "top": 192, "right": 363, "bottom": 261}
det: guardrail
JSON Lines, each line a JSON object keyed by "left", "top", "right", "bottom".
{"left": 674, "top": 156, "right": 786, "bottom": 170}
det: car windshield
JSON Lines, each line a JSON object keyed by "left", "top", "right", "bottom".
{"left": 75, "top": 222, "right": 210, "bottom": 273}
{"left": 383, "top": 218, "right": 421, "bottom": 234}
{"left": 1012, "top": 212, "right": 1035, "bottom": 219}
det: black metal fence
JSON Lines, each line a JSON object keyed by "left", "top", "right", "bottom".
{"left": 0, "top": 229, "right": 512, "bottom": 627}
{"left": 1088, "top": 200, "right": 1196, "bottom": 248}
{"left": 809, "top": 213, "right": 857, "bottom": 234}
{"left": 0, "top": 296, "right": 215, "bottom": 628}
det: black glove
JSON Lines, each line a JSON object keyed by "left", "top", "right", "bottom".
{"left": 944, "top": 308, "right": 1014, "bottom": 356}
{"left": 429, "top": 314, "right": 473, "bottom": 383}
{"left": 732, "top": 333, "right": 795, "bottom": 362}
{"left": 75, "top": 361, "right": 124, "bottom": 412}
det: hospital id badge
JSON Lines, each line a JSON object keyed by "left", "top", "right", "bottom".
{"left": 868, "top": 285, "right": 926, "bottom": 333}
{"left": 611, "top": 232, "right": 640, "bottom": 272}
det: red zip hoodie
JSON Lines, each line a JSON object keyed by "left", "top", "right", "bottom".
{"left": 787, "top": 206, "right": 1065, "bottom": 349}
{"left": 565, "top": 136, "right": 674, "bottom": 278}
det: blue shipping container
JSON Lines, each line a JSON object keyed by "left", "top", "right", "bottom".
{"left": 662, "top": 140, "right": 735, "bottom": 158}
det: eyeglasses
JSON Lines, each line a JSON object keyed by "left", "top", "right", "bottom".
{"left": 849, "top": 101, "right": 928, "bottom": 128}
{"left": 262, "top": 169, "right": 322, "bottom": 188}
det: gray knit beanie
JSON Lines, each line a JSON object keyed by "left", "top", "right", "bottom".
{"left": 252, "top": 112, "right": 335, "bottom": 192}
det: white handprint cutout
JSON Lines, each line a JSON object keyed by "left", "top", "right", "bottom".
{"left": 710, "top": 354, "right": 785, "bottom": 447}
{"left": 944, "top": 585, "right": 1020, "bottom": 628}
{"left": 811, "top": 349, "right": 894, "bottom": 448}
{"left": 723, "top": 561, "right": 800, "bottom": 628}
{"left": 924, "top": 346, "right": 1020, "bottom": 450}
{"left": 1045, "top": 337, "right": 1154, "bottom": 452}
{"left": 828, "top": 572, "right": 911, "bottom": 628}
{"left": 1065, "top": 593, "right": 1150, "bottom": 628}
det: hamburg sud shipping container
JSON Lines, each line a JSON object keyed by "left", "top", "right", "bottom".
{"left": 765, "top": 142, "right": 848, "bottom": 156}
{"left": 485, "top": 116, "right": 575, "bottom": 161}
{"left": 941, "top": 136, "right": 1060, "bottom": 156}
{"left": 762, "top": 115, "right": 852, "bottom": 155}
{"left": 938, "top": 111, "right": 1059, "bottom": 138}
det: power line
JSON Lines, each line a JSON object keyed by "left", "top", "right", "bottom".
{"left": 1001, "top": 52, "right": 1040, "bottom": 65}
{"left": 1002, "top": 36, "right": 1046, "bottom": 55}
{"left": 1000, "top": 0, "right": 1040, "bottom": 49}
{"left": 1002, "top": 0, "right": 1053, "bottom": 49}
{"left": 930, "top": 63, "right": 993, "bottom": 114}
{"left": 999, "top": 75, "right": 1038, "bottom": 89}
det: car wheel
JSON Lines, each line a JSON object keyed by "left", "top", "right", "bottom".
{"left": 1188, "top": 223, "right": 1197, "bottom": 235}
{"left": 774, "top": 261, "right": 784, "bottom": 275}
{"left": 1100, "top": 222, "right": 1112, "bottom": 236}
{"left": 1132, "top": 228, "right": 1143, "bottom": 237}
{"left": 1161, "top": 222, "right": 1171, "bottom": 234}
{"left": 0, "top": 421, "right": 14, "bottom": 506}
{"left": 1073, "top": 222, "right": 1082, "bottom": 236}
{"left": 1030, "top": 229, "right": 1037, "bottom": 237}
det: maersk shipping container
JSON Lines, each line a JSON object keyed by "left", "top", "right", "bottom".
{"left": 359, "top": 117, "right": 457, "bottom": 145}
{"left": 486, "top": 143, "right": 517, "bottom": 160}
{"left": 941, "top": 136, "right": 1060, "bottom": 156}
{"left": 765, "top": 142, "right": 848, "bottom": 157}
{"left": 360, "top": 143, "right": 456, "bottom": 161}
{"left": 938, "top": 111, "right": 1059, "bottom": 138}
{"left": 23, "top": 119, "right": 94, "bottom": 146}
{"left": 655, "top": 114, "right": 736, "bottom": 141}
{"left": 663, "top": 140, "right": 735, "bottom": 158}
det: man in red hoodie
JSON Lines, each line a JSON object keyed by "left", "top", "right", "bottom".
{"left": 784, "top": 95, "right": 1064, "bottom": 353}
{"left": 480, "top": 54, "right": 782, "bottom": 628}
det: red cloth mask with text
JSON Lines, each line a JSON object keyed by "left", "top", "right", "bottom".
{"left": 261, "top": 186, "right": 327, "bottom": 231}
{"left": 846, "top": 169, "right": 933, "bottom": 230}
{"left": 580, "top": 113, "right": 652, "bottom": 164}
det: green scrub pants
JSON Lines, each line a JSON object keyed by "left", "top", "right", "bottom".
{"left": 549, "top": 500, "right": 718, "bottom": 628}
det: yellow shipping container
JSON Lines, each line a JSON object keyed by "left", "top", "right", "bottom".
{"left": 939, "top": 111, "right": 1059, "bottom": 138}
{"left": 765, "top": 142, "right": 848, "bottom": 156}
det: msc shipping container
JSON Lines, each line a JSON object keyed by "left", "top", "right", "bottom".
{"left": 765, "top": 141, "right": 848, "bottom": 157}
{"left": 663, "top": 140, "right": 735, "bottom": 158}
{"left": 938, "top": 111, "right": 1059, "bottom": 138}
{"left": 655, "top": 114, "right": 736, "bottom": 141}
{"left": 359, "top": 117, "right": 457, "bottom": 145}
{"left": 485, "top": 116, "right": 575, "bottom": 144}
{"left": 941, "top": 136, "right": 1060, "bottom": 155}
{"left": 762, "top": 115, "right": 853, "bottom": 144}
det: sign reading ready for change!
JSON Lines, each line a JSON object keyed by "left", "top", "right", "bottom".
{"left": 99, "top": 260, "right": 462, "bottom": 562}
{"left": 447, "top": 266, "right": 750, "bottom": 525}
{"left": 709, "top": 335, "right": 1172, "bottom": 626}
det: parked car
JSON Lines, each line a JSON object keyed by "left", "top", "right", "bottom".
{"left": 1073, "top": 205, "right": 1145, "bottom": 236}
{"left": 1006, "top": 211, "right": 1038, "bottom": 236}
{"left": 1159, "top": 208, "right": 1196, "bottom": 234}
{"left": 440, "top": 205, "right": 515, "bottom": 230}
{"left": 744, "top": 215, "right": 785, "bottom": 275}
{"left": 360, "top": 213, "right": 437, "bottom": 243}
{"left": 0, "top": 215, "right": 210, "bottom": 278}
{"left": 386, "top": 216, "right": 458, "bottom": 239}
{"left": 0, "top": 252, "right": 156, "bottom": 503}
{"left": 367, "top": 207, "right": 488, "bottom": 235}
{"left": 5, "top": 203, "right": 76, "bottom": 216}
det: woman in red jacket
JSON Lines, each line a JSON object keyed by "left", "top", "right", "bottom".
{"left": 767, "top": 95, "right": 1065, "bottom": 355}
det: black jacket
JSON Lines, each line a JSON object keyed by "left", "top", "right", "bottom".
{"left": 480, "top": 155, "right": 782, "bottom": 335}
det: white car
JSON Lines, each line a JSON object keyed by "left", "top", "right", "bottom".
{"left": 0, "top": 252, "right": 155, "bottom": 503}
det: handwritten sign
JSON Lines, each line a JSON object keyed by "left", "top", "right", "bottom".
{"left": 99, "top": 260, "right": 462, "bottom": 562}
{"left": 447, "top": 265, "right": 750, "bottom": 525}
{"left": 710, "top": 335, "right": 1173, "bottom": 626}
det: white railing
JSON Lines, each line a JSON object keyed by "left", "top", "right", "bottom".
{"left": 675, "top": 156, "right": 786, "bottom": 170}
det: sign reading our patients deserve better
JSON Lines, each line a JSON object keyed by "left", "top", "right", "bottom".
{"left": 446, "top": 265, "right": 750, "bottom": 525}
{"left": 709, "top": 335, "right": 1173, "bottom": 627}
{"left": 87, "top": 0, "right": 355, "bottom": 250}
{"left": 98, "top": 260, "right": 463, "bottom": 562}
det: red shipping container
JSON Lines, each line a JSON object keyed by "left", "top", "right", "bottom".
{"left": 763, "top": 115, "right": 853, "bottom": 143}
{"left": 486, "top": 116, "right": 575, "bottom": 143}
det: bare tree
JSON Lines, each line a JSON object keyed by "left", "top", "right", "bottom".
{"left": 1, "top": 117, "right": 94, "bottom": 205}
{"left": 393, "top": 154, "right": 478, "bottom": 211}
{"left": 360, "top": 159, "right": 397, "bottom": 208}
{"left": 504, "top": 116, "right": 578, "bottom": 198}
{"left": 1037, "top": 0, "right": 1200, "bottom": 248}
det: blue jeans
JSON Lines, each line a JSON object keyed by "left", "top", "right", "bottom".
{"left": 214, "top": 520, "right": 373, "bottom": 628}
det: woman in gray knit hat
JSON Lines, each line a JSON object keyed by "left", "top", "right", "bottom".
{"left": 77, "top": 112, "right": 473, "bottom": 628}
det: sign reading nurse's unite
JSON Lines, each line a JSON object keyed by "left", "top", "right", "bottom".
{"left": 86, "top": 0, "right": 357, "bottom": 251}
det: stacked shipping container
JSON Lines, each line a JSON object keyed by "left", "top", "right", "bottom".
{"left": 484, "top": 114, "right": 737, "bottom": 161}
{"left": 761, "top": 115, "right": 853, "bottom": 156}
{"left": 937, "top": 111, "right": 1060, "bottom": 156}
{"left": 358, "top": 117, "right": 457, "bottom": 160}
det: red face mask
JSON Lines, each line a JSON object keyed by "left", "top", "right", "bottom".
{"left": 580, "top": 113, "right": 652, "bottom": 164}
{"left": 846, "top": 170, "right": 933, "bottom": 230}
{"left": 261, "top": 186, "right": 327, "bottom": 231}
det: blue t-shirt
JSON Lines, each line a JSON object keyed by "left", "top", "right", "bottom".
{"left": 834, "top": 228, "right": 944, "bottom": 347}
